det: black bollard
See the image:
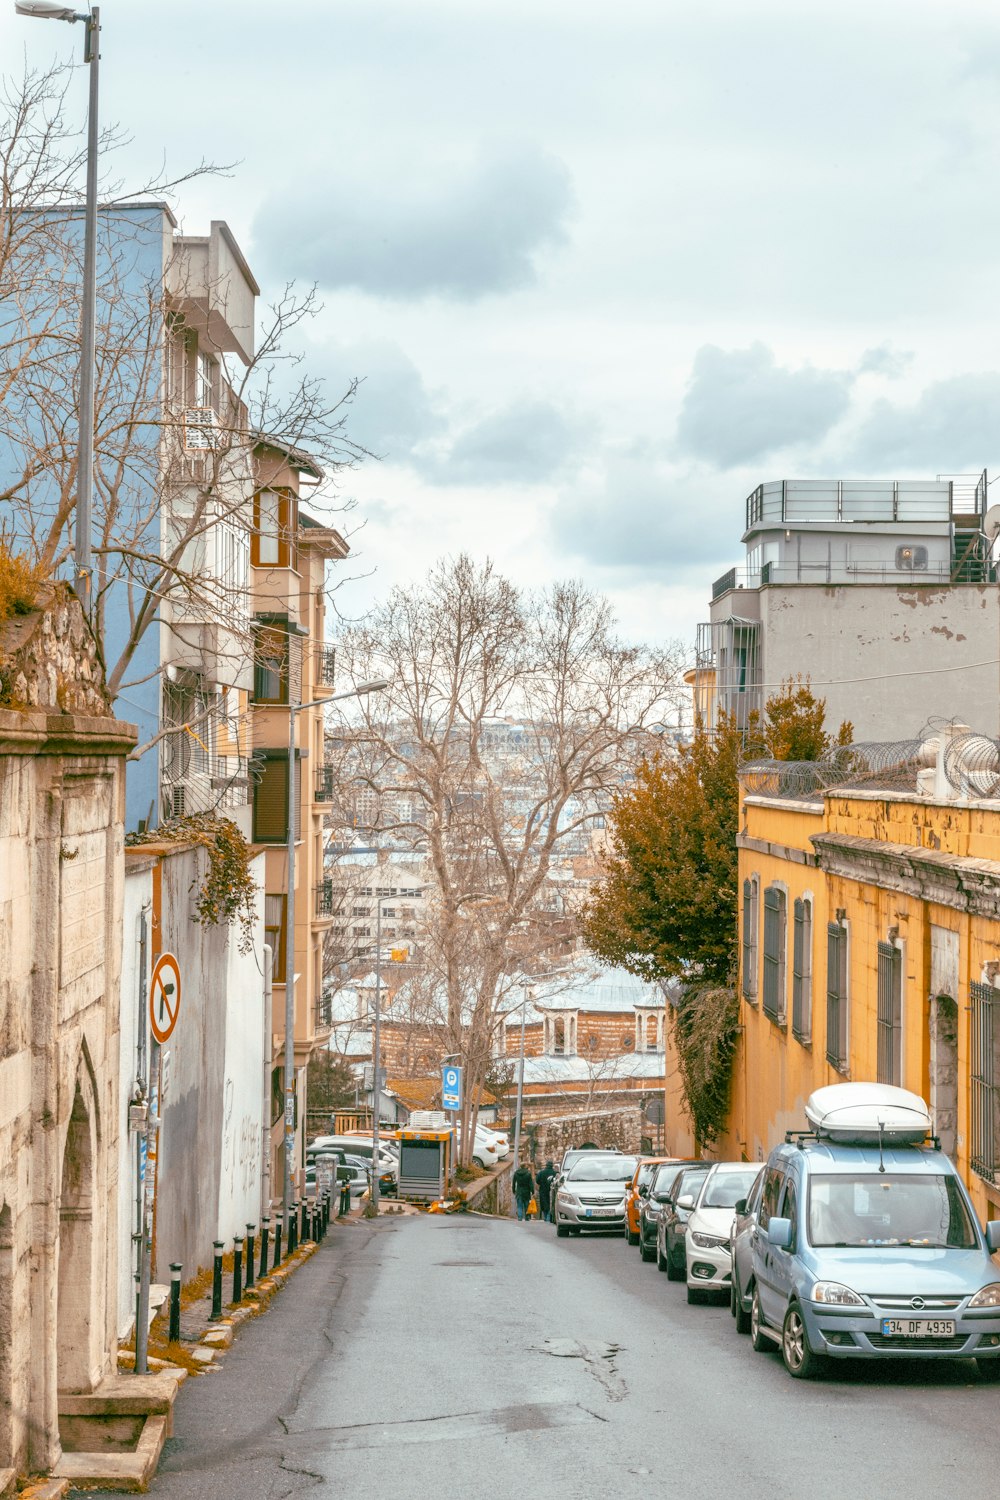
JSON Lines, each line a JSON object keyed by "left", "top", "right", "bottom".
{"left": 211, "top": 1241, "right": 224, "bottom": 1321}
{"left": 273, "top": 1218, "right": 283, "bottom": 1268}
{"left": 232, "top": 1236, "right": 243, "bottom": 1305}
{"left": 288, "top": 1202, "right": 298, "bottom": 1255}
{"left": 168, "top": 1263, "right": 182, "bottom": 1343}
{"left": 339, "top": 1182, "right": 350, "bottom": 1217}
{"left": 259, "top": 1217, "right": 270, "bottom": 1279}
{"left": 321, "top": 1195, "right": 328, "bottom": 1237}
{"left": 245, "top": 1224, "right": 255, "bottom": 1290}
{"left": 301, "top": 1199, "right": 309, "bottom": 1244}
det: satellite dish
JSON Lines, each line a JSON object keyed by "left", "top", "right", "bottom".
{"left": 984, "top": 504, "right": 1000, "bottom": 543}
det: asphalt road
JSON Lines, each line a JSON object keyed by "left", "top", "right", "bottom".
{"left": 136, "top": 1214, "right": 1000, "bottom": 1500}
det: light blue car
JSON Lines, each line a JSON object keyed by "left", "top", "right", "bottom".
{"left": 748, "top": 1136, "right": 1000, "bottom": 1379}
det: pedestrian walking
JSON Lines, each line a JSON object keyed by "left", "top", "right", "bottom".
{"left": 536, "top": 1159, "right": 556, "bottom": 1223}
{"left": 512, "top": 1162, "right": 535, "bottom": 1221}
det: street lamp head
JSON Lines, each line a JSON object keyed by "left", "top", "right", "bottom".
{"left": 15, "top": 1, "right": 84, "bottom": 18}
{"left": 354, "top": 678, "right": 390, "bottom": 694}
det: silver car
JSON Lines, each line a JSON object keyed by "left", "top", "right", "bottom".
{"left": 555, "top": 1155, "right": 638, "bottom": 1237}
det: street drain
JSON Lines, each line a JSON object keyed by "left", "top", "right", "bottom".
{"left": 434, "top": 1259, "right": 491, "bottom": 1267}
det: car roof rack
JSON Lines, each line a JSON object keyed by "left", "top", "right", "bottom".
{"left": 783, "top": 1128, "right": 942, "bottom": 1151}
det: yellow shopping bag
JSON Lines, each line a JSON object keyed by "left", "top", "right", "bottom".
{"left": 527, "top": 1196, "right": 538, "bottom": 1218}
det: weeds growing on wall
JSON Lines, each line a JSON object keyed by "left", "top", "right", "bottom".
{"left": 0, "top": 541, "right": 44, "bottom": 624}
{"left": 128, "top": 813, "right": 258, "bottom": 953}
{"left": 671, "top": 986, "right": 740, "bottom": 1148}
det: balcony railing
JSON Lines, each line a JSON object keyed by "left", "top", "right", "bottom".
{"left": 315, "top": 765, "right": 335, "bottom": 802}
{"left": 315, "top": 879, "right": 335, "bottom": 918}
{"left": 712, "top": 567, "right": 737, "bottom": 599}
{"left": 315, "top": 644, "right": 336, "bottom": 687}
{"left": 745, "top": 478, "right": 958, "bottom": 533}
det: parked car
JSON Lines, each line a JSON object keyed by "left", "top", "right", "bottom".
{"left": 625, "top": 1158, "right": 678, "bottom": 1248}
{"left": 730, "top": 1166, "right": 765, "bottom": 1333}
{"left": 552, "top": 1146, "right": 622, "bottom": 1199}
{"left": 749, "top": 1082, "right": 1000, "bottom": 1380}
{"left": 655, "top": 1162, "right": 711, "bottom": 1280}
{"left": 554, "top": 1154, "right": 638, "bottom": 1237}
{"left": 309, "top": 1135, "right": 398, "bottom": 1182}
{"left": 685, "top": 1161, "right": 762, "bottom": 1303}
{"left": 639, "top": 1160, "right": 693, "bottom": 1262}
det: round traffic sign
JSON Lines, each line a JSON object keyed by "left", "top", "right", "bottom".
{"left": 150, "top": 952, "right": 181, "bottom": 1044}
{"left": 444, "top": 1067, "right": 459, "bottom": 1089}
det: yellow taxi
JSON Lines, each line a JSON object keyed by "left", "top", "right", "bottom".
{"left": 625, "top": 1157, "right": 678, "bottom": 1246}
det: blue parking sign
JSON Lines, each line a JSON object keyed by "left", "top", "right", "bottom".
{"left": 442, "top": 1064, "right": 462, "bottom": 1112}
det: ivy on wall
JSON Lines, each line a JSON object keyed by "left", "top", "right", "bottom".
{"left": 127, "top": 813, "right": 258, "bottom": 953}
{"left": 671, "top": 986, "right": 740, "bottom": 1149}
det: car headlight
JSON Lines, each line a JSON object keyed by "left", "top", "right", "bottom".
{"left": 690, "top": 1231, "right": 729, "bottom": 1250}
{"left": 969, "top": 1282, "right": 1000, "bottom": 1309}
{"left": 811, "top": 1281, "right": 865, "bottom": 1307}
{"left": 558, "top": 1192, "right": 578, "bottom": 1207}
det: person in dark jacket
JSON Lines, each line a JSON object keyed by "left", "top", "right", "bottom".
{"left": 536, "top": 1160, "right": 556, "bottom": 1222}
{"left": 512, "top": 1163, "right": 535, "bottom": 1221}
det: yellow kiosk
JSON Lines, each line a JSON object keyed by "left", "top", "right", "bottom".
{"left": 395, "top": 1125, "right": 454, "bottom": 1202}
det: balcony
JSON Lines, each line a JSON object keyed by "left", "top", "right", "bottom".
{"left": 315, "top": 879, "right": 336, "bottom": 919}
{"left": 315, "top": 765, "right": 335, "bottom": 803}
{"left": 315, "top": 644, "right": 336, "bottom": 688}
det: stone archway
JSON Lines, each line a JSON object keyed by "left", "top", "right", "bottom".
{"left": 56, "top": 1069, "right": 98, "bottom": 1393}
{"left": 929, "top": 994, "right": 958, "bottom": 1160}
{"left": 0, "top": 1202, "right": 12, "bottom": 1468}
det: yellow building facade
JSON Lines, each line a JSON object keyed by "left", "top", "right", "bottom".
{"left": 700, "top": 766, "right": 1000, "bottom": 1227}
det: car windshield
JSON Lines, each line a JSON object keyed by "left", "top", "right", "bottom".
{"left": 673, "top": 1166, "right": 709, "bottom": 1199}
{"left": 808, "top": 1173, "right": 978, "bottom": 1249}
{"left": 702, "top": 1168, "right": 761, "bottom": 1209}
{"left": 636, "top": 1163, "right": 659, "bottom": 1189}
{"left": 652, "top": 1165, "right": 681, "bottom": 1195}
{"left": 568, "top": 1156, "right": 638, "bottom": 1183}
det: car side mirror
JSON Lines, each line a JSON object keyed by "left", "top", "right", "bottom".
{"left": 986, "top": 1221, "right": 1000, "bottom": 1253}
{"left": 638, "top": 1184, "right": 649, "bottom": 1197}
{"left": 767, "top": 1216, "right": 792, "bottom": 1250}
{"left": 677, "top": 1194, "right": 694, "bottom": 1211}
{"left": 734, "top": 1198, "right": 747, "bottom": 1215}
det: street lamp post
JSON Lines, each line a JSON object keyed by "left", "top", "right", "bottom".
{"left": 15, "top": 1, "right": 100, "bottom": 614}
{"left": 370, "top": 896, "right": 385, "bottom": 1214}
{"left": 281, "top": 677, "right": 387, "bottom": 1250}
{"left": 511, "top": 990, "right": 529, "bottom": 1170}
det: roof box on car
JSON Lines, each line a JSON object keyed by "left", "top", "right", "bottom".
{"left": 804, "top": 1083, "right": 932, "bottom": 1146}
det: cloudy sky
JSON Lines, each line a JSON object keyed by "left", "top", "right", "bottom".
{"left": 6, "top": 0, "right": 1000, "bottom": 654}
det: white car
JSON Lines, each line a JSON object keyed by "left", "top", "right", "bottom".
{"left": 684, "top": 1162, "right": 762, "bottom": 1304}
{"left": 472, "top": 1127, "right": 499, "bottom": 1168}
{"left": 478, "top": 1126, "right": 509, "bottom": 1159}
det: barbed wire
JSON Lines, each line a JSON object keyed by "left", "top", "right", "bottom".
{"left": 741, "top": 728, "right": 1000, "bottom": 800}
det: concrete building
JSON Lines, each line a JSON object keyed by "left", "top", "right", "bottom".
{"left": 0, "top": 586, "right": 134, "bottom": 1477}
{"left": 696, "top": 473, "right": 1000, "bottom": 739}
{"left": 249, "top": 441, "right": 349, "bottom": 1194}
{"left": 670, "top": 725, "right": 1000, "bottom": 1228}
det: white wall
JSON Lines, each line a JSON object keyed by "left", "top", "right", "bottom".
{"left": 216, "top": 854, "right": 266, "bottom": 1240}
{"left": 117, "top": 863, "right": 153, "bottom": 1337}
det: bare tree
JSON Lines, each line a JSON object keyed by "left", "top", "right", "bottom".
{"left": 326, "top": 555, "right": 683, "bottom": 1162}
{"left": 0, "top": 64, "right": 367, "bottom": 774}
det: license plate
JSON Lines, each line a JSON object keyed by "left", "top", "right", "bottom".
{"left": 880, "top": 1318, "right": 956, "bottom": 1338}
{"left": 584, "top": 1208, "right": 616, "bottom": 1218}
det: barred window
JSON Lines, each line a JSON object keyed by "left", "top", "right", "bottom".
{"left": 741, "top": 877, "right": 759, "bottom": 1002}
{"left": 792, "top": 897, "right": 812, "bottom": 1043}
{"left": 826, "top": 921, "right": 849, "bottom": 1072}
{"left": 971, "top": 981, "right": 1000, "bottom": 1183}
{"left": 877, "top": 941, "right": 903, "bottom": 1086}
{"left": 762, "top": 885, "right": 787, "bottom": 1024}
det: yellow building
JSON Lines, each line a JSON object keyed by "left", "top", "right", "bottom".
{"left": 249, "top": 439, "right": 349, "bottom": 1198}
{"left": 673, "top": 730, "right": 1000, "bottom": 1227}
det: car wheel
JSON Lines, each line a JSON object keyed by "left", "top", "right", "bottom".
{"left": 735, "top": 1283, "right": 752, "bottom": 1336}
{"left": 556, "top": 1223, "right": 570, "bottom": 1238}
{"left": 978, "top": 1358, "right": 1000, "bottom": 1382}
{"left": 750, "top": 1288, "right": 771, "bottom": 1353}
{"left": 781, "top": 1302, "right": 822, "bottom": 1379}
{"left": 657, "top": 1241, "right": 669, "bottom": 1272}
{"left": 686, "top": 1285, "right": 706, "bottom": 1305}
{"left": 639, "top": 1237, "right": 655, "bottom": 1263}
{"left": 627, "top": 1226, "right": 640, "bottom": 1247}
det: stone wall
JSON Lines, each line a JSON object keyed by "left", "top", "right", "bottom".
{"left": 521, "top": 1105, "right": 646, "bottom": 1166}
{"left": 0, "top": 589, "right": 134, "bottom": 1477}
{"left": 0, "top": 584, "right": 110, "bottom": 717}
